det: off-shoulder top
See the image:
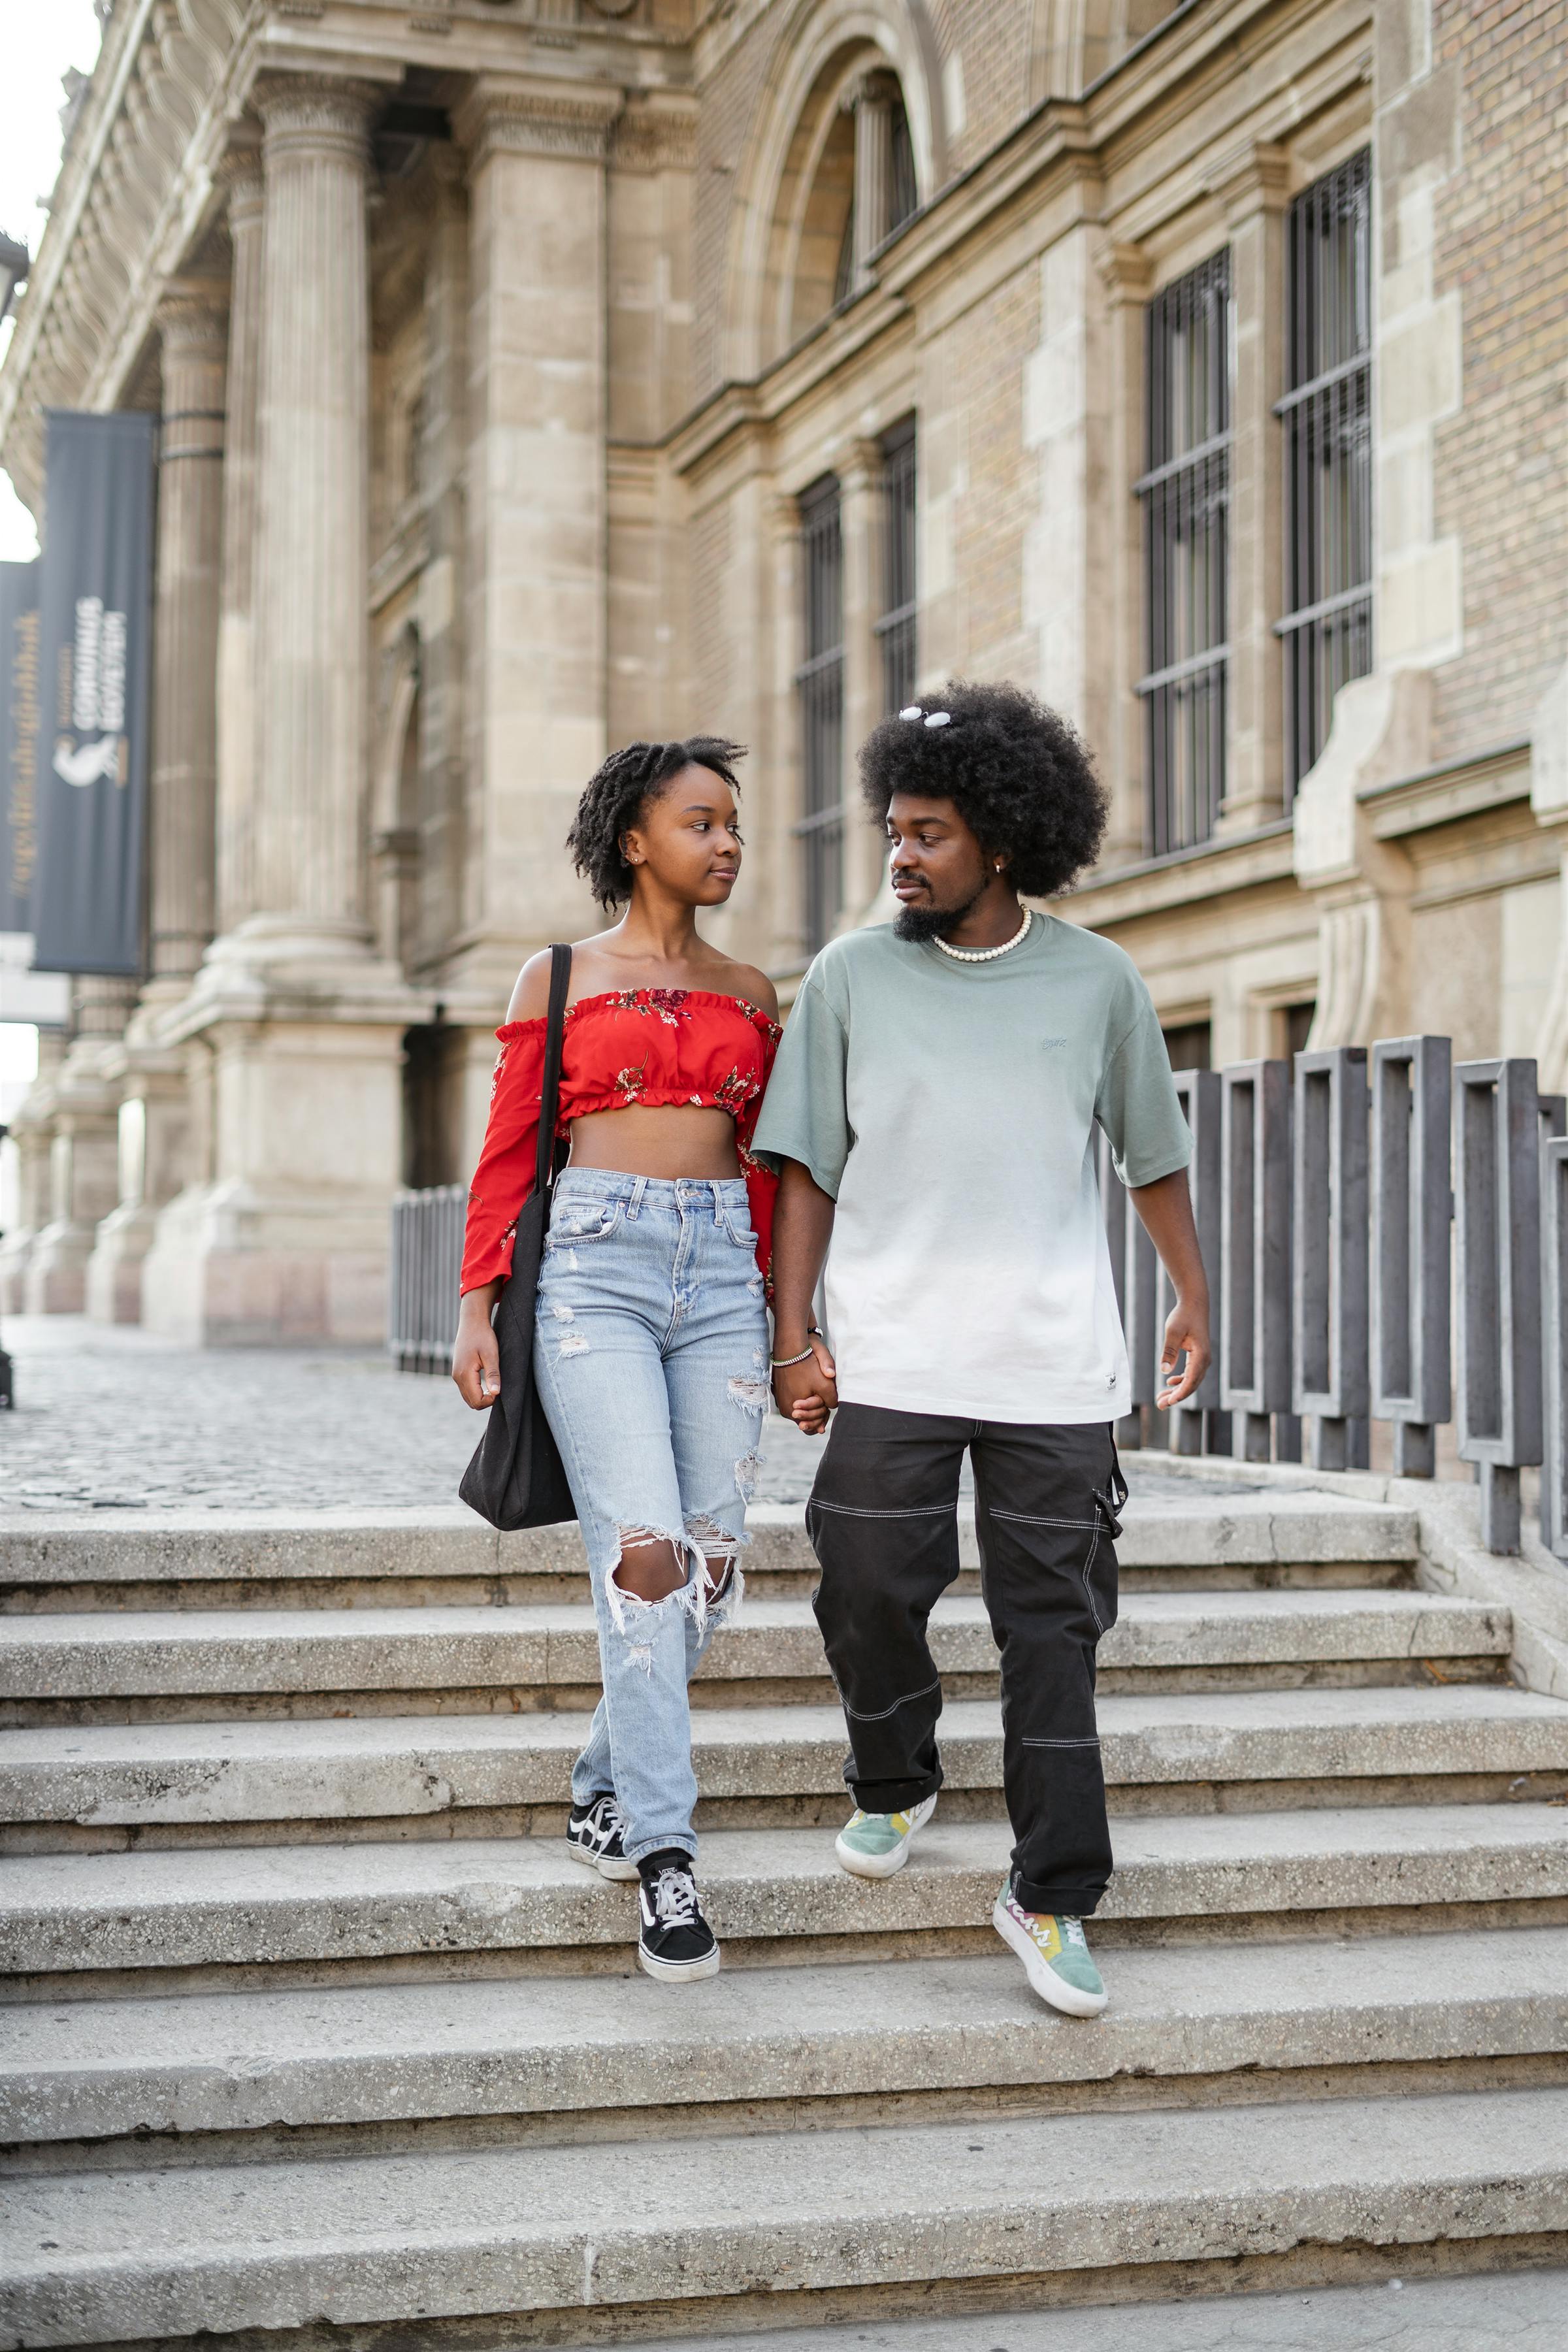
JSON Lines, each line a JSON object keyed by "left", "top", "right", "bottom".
{"left": 460, "top": 988, "right": 783, "bottom": 1295}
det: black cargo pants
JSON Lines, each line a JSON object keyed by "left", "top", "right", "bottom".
{"left": 807, "top": 1403, "right": 1126, "bottom": 1917}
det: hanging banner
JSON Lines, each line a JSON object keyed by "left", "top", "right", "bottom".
{"left": 0, "top": 557, "right": 41, "bottom": 934}
{"left": 29, "top": 409, "right": 156, "bottom": 976}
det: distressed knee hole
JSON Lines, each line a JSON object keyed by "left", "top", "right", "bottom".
{"left": 557, "top": 1330, "right": 590, "bottom": 1358}
{"left": 687, "top": 1514, "right": 747, "bottom": 1625}
{"left": 728, "top": 1375, "right": 771, "bottom": 1412}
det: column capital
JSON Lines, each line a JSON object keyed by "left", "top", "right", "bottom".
{"left": 838, "top": 436, "right": 886, "bottom": 495}
{"left": 253, "top": 73, "right": 382, "bottom": 169}
{"left": 840, "top": 65, "right": 900, "bottom": 117}
{"left": 215, "top": 130, "right": 265, "bottom": 228}
{"left": 1206, "top": 139, "right": 1291, "bottom": 225}
{"left": 455, "top": 74, "right": 623, "bottom": 169}
{"left": 156, "top": 284, "right": 229, "bottom": 357}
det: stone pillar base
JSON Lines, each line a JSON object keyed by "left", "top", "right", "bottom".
{"left": 85, "top": 1204, "right": 161, "bottom": 1325}
{"left": 142, "top": 1182, "right": 390, "bottom": 1347}
{"left": 24, "top": 1221, "right": 100, "bottom": 1316}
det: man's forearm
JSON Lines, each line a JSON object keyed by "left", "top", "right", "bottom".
{"left": 1127, "top": 1168, "right": 1207, "bottom": 1305}
{"left": 772, "top": 1159, "right": 836, "bottom": 1347}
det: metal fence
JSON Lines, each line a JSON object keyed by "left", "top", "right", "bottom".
{"left": 1103, "top": 1034, "right": 1567, "bottom": 1558}
{"left": 388, "top": 1183, "right": 465, "bottom": 1374}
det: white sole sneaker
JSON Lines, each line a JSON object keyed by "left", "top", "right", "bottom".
{"left": 564, "top": 1833, "right": 640, "bottom": 1884}
{"left": 992, "top": 1891, "right": 1109, "bottom": 2016}
{"left": 637, "top": 1938, "right": 721, "bottom": 1982}
{"left": 834, "top": 1793, "right": 938, "bottom": 1880}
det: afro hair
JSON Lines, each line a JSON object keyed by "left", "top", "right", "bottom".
{"left": 566, "top": 736, "right": 747, "bottom": 909}
{"left": 858, "top": 680, "right": 1107, "bottom": 897}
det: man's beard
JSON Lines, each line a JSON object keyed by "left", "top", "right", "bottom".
{"left": 893, "top": 885, "right": 983, "bottom": 943}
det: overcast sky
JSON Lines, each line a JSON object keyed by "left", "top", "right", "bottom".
{"left": 0, "top": 0, "right": 106, "bottom": 564}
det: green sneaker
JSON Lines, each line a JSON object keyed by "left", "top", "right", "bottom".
{"left": 834, "top": 1793, "right": 938, "bottom": 1880}
{"left": 992, "top": 1875, "right": 1108, "bottom": 2016}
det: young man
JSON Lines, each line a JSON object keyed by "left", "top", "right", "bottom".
{"left": 753, "top": 680, "right": 1209, "bottom": 2017}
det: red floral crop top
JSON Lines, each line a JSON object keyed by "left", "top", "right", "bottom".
{"left": 460, "top": 988, "right": 783, "bottom": 1295}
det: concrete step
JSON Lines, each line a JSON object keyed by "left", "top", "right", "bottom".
{"left": 5, "top": 1805, "right": 1566, "bottom": 1983}
{"left": 3, "top": 2086, "right": 1566, "bottom": 2345}
{"left": 0, "top": 1492, "right": 1419, "bottom": 1612}
{"left": 0, "top": 1590, "right": 1511, "bottom": 1722}
{"left": 631, "top": 2269, "right": 1568, "bottom": 2352}
{"left": 7, "top": 1927, "right": 1565, "bottom": 2152}
{"left": 5, "top": 1686, "right": 1565, "bottom": 1844}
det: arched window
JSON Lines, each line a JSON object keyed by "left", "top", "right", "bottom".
{"left": 805, "top": 71, "right": 918, "bottom": 333}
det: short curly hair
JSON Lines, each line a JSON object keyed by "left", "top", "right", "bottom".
{"left": 858, "top": 681, "right": 1107, "bottom": 896}
{"left": 566, "top": 737, "right": 747, "bottom": 909}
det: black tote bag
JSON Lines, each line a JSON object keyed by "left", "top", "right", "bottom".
{"left": 459, "top": 944, "right": 578, "bottom": 1530}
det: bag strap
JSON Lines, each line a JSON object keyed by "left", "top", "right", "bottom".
{"left": 534, "top": 943, "right": 572, "bottom": 1200}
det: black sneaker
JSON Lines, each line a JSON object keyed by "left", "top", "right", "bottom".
{"left": 564, "top": 1792, "right": 639, "bottom": 1883}
{"left": 636, "top": 1849, "right": 721, "bottom": 1982}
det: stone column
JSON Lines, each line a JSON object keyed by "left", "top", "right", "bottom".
{"left": 838, "top": 438, "right": 887, "bottom": 924}
{"left": 25, "top": 981, "right": 135, "bottom": 1314}
{"left": 847, "top": 72, "right": 897, "bottom": 291}
{"left": 140, "top": 67, "right": 422, "bottom": 1346}
{"left": 0, "top": 1034, "right": 65, "bottom": 1313}
{"left": 87, "top": 288, "right": 225, "bottom": 1322}
{"left": 447, "top": 74, "right": 620, "bottom": 1005}
{"left": 248, "top": 73, "right": 378, "bottom": 943}
{"left": 215, "top": 140, "right": 264, "bottom": 935}
{"left": 148, "top": 289, "right": 225, "bottom": 985}
{"left": 1215, "top": 142, "right": 1290, "bottom": 837}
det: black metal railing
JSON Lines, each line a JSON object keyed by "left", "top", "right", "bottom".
{"left": 389, "top": 1183, "right": 465, "bottom": 1374}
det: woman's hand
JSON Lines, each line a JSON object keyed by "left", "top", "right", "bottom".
{"left": 451, "top": 1286, "right": 502, "bottom": 1409}
{"left": 773, "top": 1332, "right": 838, "bottom": 1436}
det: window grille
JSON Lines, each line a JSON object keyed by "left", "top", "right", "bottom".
{"left": 1135, "top": 251, "right": 1232, "bottom": 857}
{"left": 794, "top": 476, "right": 845, "bottom": 952}
{"left": 875, "top": 416, "right": 917, "bottom": 716}
{"left": 1277, "top": 149, "right": 1373, "bottom": 792}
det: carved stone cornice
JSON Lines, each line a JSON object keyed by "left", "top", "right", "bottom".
{"left": 1206, "top": 139, "right": 1292, "bottom": 224}
{"left": 455, "top": 76, "right": 623, "bottom": 170}
{"left": 1094, "top": 238, "right": 1152, "bottom": 308}
{"left": 612, "top": 91, "right": 698, "bottom": 176}
{"left": 253, "top": 74, "right": 382, "bottom": 171}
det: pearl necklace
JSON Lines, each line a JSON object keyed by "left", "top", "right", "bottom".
{"left": 934, "top": 906, "right": 1034, "bottom": 964}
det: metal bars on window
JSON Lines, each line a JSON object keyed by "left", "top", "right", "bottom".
{"left": 875, "top": 417, "right": 917, "bottom": 717}
{"left": 794, "top": 476, "right": 845, "bottom": 953}
{"left": 1277, "top": 149, "right": 1373, "bottom": 791}
{"left": 1136, "top": 252, "right": 1232, "bottom": 857}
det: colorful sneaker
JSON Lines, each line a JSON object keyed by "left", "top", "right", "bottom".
{"left": 564, "top": 1791, "right": 639, "bottom": 1883}
{"left": 834, "top": 1793, "right": 938, "bottom": 1880}
{"left": 636, "top": 1850, "right": 721, "bottom": 1982}
{"left": 993, "top": 1875, "right": 1108, "bottom": 2016}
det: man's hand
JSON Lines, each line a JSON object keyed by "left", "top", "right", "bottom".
{"left": 1157, "top": 1294, "right": 1211, "bottom": 1409}
{"left": 773, "top": 1333, "right": 838, "bottom": 1435}
{"left": 451, "top": 1286, "right": 502, "bottom": 1409}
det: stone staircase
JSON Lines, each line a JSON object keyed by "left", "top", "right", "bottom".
{"left": 3, "top": 1473, "right": 1568, "bottom": 2347}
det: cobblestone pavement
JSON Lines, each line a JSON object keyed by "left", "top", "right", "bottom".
{"left": 0, "top": 1316, "right": 826, "bottom": 1512}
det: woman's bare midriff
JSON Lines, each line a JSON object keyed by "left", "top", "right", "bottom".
{"left": 566, "top": 1103, "right": 740, "bottom": 1180}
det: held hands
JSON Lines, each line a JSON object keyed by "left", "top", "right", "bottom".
{"left": 451, "top": 1292, "right": 501, "bottom": 1411}
{"left": 773, "top": 1333, "right": 838, "bottom": 1437}
{"left": 1157, "top": 1292, "right": 1211, "bottom": 1410}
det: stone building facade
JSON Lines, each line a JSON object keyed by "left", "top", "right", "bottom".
{"left": 0, "top": 0, "right": 1562, "bottom": 1343}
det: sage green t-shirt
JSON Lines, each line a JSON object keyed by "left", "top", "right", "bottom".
{"left": 751, "top": 913, "right": 1191, "bottom": 1422}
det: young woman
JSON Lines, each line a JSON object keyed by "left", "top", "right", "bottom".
{"left": 453, "top": 738, "right": 780, "bottom": 1984}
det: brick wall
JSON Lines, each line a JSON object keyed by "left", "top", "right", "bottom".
{"left": 1430, "top": 0, "right": 1568, "bottom": 757}
{"left": 947, "top": 265, "right": 1042, "bottom": 679}
{"left": 927, "top": 0, "right": 1036, "bottom": 174}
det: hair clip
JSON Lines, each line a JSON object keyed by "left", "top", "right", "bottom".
{"left": 898, "top": 706, "right": 923, "bottom": 721}
{"left": 898, "top": 705, "right": 955, "bottom": 728}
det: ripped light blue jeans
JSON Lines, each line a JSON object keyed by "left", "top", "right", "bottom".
{"left": 532, "top": 1169, "right": 770, "bottom": 1867}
